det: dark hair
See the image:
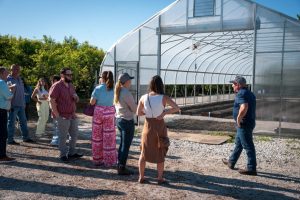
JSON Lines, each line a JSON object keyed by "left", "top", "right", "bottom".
{"left": 101, "top": 71, "right": 114, "bottom": 90}
{"left": 51, "top": 75, "right": 60, "bottom": 82}
{"left": 0, "top": 67, "right": 6, "bottom": 75}
{"left": 148, "top": 75, "right": 164, "bottom": 95}
{"left": 60, "top": 67, "right": 71, "bottom": 75}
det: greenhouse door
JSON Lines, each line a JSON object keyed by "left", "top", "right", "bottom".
{"left": 115, "top": 61, "right": 139, "bottom": 104}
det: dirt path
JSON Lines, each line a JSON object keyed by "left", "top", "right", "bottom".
{"left": 0, "top": 114, "right": 299, "bottom": 199}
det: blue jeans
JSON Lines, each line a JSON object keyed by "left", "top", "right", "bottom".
{"left": 7, "top": 106, "right": 29, "bottom": 142}
{"left": 50, "top": 119, "right": 59, "bottom": 145}
{"left": 116, "top": 118, "right": 134, "bottom": 167}
{"left": 229, "top": 126, "right": 257, "bottom": 171}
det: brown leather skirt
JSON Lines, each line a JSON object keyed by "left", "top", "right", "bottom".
{"left": 140, "top": 118, "right": 168, "bottom": 163}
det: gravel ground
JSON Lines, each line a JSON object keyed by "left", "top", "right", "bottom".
{"left": 0, "top": 114, "right": 299, "bottom": 200}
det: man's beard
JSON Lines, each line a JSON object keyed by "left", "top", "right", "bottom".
{"left": 65, "top": 78, "right": 72, "bottom": 83}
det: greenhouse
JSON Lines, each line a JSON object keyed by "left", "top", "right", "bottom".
{"left": 100, "top": 0, "right": 300, "bottom": 135}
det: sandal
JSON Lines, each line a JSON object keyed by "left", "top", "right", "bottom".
{"left": 157, "top": 179, "right": 169, "bottom": 185}
{"left": 138, "top": 177, "right": 149, "bottom": 184}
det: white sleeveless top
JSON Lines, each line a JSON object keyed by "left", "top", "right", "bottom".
{"left": 143, "top": 94, "right": 164, "bottom": 118}
{"left": 36, "top": 87, "right": 49, "bottom": 101}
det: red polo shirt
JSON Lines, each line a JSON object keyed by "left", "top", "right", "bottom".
{"left": 49, "top": 80, "right": 77, "bottom": 119}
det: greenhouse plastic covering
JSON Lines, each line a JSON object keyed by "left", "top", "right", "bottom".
{"left": 101, "top": 0, "right": 300, "bottom": 134}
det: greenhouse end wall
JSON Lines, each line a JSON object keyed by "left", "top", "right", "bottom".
{"left": 101, "top": 0, "right": 300, "bottom": 135}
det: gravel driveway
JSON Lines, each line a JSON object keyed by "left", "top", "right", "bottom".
{"left": 0, "top": 114, "right": 299, "bottom": 200}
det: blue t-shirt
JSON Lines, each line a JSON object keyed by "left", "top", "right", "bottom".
{"left": 91, "top": 84, "right": 114, "bottom": 106}
{"left": 233, "top": 88, "right": 256, "bottom": 128}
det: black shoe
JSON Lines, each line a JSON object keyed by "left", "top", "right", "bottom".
{"left": 238, "top": 169, "right": 257, "bottom": 176}
{"left": 68, "top": 153, "right": 83, "bottom": 159}
{"left": 60, "top": 156, "right": 69, "bottom": 162}
{"left": 0, "top": 156, "right": 16, "bottom": 163}
{"left": 118, "top": 166, "right": 134, "bottom": 175}
{"left": 222, "top": 158, "right": 234, "bottom": 169}
{"left": 23, "top": 139, "right": 36, "bottom": 143}
{"left": 7, "top": 140, "right": 20, "bottom": 145}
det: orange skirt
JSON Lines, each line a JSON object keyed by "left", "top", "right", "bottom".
{"left": 140, "top": 118, "right": 168, "bottom": 163}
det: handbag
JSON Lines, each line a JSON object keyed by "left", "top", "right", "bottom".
{"left": 83, "top": 104, "right": 95, "bottom": 116}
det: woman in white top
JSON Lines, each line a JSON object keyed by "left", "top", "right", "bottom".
{"left": 31, "top": 78, "right": 50, "bottom": 137}
{"left": 136, "top": 75, "right": 180, "bottom": 184}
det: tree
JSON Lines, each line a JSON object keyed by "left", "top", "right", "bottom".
{"left": 0, "top": 35, "right": 105, "bottom": 97}
{"left": 297, "top": 14, "right": 300, "bottom": 20}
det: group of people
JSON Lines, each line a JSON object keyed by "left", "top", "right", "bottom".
{"left": 89, "top": 71, "right": 180, "bottom": 182}
{"left": 0, "top": 65, "right": 83, "bottom": 163}
{"left": 0, "top": 63, "right": 258, "bottom": 184}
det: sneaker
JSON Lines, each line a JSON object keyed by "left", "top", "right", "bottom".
{"left": 60, "top": 156, "right": 69, "bottom": 162}
{"left": 238, "top": 169, "right": 257, "bottom": 176}
{"left": 0, "top": 156, "right": 16, "bottom": 163}
{"left": 117, "top": 166, "right": 134, "bottom": 175}
{"left": 23, "top": 139, "right": 36, "bottom": 143}
{"left": 222, "top": 158, "right": 234, "bottom": 170}
{"left": 50, "top": 141, "right": 58, "bottom": 146}
{"left": 68, "top": 153, "right": 83, "bottom": 159}
{"left": 7, "top": 140, "right": 20, "bottom": 145}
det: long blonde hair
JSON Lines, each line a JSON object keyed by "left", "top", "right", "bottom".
{"left": 114, "top": 80, "right": 122, "bottom": 104}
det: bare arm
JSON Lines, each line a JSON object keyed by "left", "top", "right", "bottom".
{"left": 50, "top": 98, "right": 59, "bottom": 118}
{"left": 31, "top": 88, "right": 40, "bottom": 103}
{"left": 237, "top": 103, "right": 248, "bottom": 127}
{"left": 136, "top": 98, "right": 145, "bottom": 116}
{"left": 90, "top": 97, "right": 96, "bottom": 106}
{"left": 157, "top": 96, "right": 180, "bottom": 120}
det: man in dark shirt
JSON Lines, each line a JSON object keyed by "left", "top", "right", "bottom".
{"left": 7, "top": 64, "right": 35, "bottom": 145}
{"left": 222, "top": 76, "right": 257, "bottom": 175}
{"left": 49, "top": 68, "right": 82, "bottom": 162}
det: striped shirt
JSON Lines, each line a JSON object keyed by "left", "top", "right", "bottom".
{"left": 49, "top": 80, "right": 77, "bottom": 119}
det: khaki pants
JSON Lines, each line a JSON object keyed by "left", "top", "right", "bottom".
{"left": 35, "top": 101, "right": 49, "bottom": 136}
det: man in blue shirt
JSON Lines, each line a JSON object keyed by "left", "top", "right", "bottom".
{"left": 0, "top": 67, "right": 15, "bottom": 162}
{"left": 7, "top": 64, "right": 34, "bottom": 145}
{"left": 222, "top": 76, "right": 257, "bottom": 175}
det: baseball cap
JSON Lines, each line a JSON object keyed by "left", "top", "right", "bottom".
{"left": 230, "top": 76, "right": 246, "bottom": 85}
{"left": 118, "top": 73, "right": 134, "bottom": 84}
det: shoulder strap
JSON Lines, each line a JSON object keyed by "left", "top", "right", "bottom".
{"left": 147, "top": 94, "right": 154, "bottom": 118}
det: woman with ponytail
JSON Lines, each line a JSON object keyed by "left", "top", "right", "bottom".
{"left": 90, "top": 71, "right": 117, "bottom": 167}
{"left": 114, "top": 73, "right": 137, "bottom": 175}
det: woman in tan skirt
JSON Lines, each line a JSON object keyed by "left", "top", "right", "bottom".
{"left": 136, "top": 75, "right": 180, "bottom": 184}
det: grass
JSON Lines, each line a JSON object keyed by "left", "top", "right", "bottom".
{"left": 206, "top": 131, "right": 236, "bottom": 143}
{"left": 255, "top": 136, "right": 272, "bottom": 142}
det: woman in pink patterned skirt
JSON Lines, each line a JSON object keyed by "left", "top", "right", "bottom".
{"left": 90, "top": 71, "right": 117, "bottom": 167}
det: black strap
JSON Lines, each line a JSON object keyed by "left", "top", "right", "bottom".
{"left": 147, "top": 94, "right": 154, "bottom": 118}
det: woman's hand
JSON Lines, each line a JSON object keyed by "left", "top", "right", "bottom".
{"left": 156, "top": 111, "right": 166, "bottom": 120}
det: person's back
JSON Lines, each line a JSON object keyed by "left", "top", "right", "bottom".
{"left": 233, "top": 87, "right": 256, "bottom": 129}
{"left": 90, "top": 71, "right": 117, "bottom": 167}
{"left": 92, "top": 84, "right": 114, "bottom": 106}
{"left": 143, "top": 94, "right": 164, "bottom": 118}
{"left": 115, "top": 87, "right": 137, "bottom": 120}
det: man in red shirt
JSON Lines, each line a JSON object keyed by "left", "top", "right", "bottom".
{"left": 49, "top": 68, "right": 83, "bottom": 162}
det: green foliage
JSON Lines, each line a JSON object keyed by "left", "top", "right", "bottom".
{"left": 297, "top": 14, "right": 300, "bottom": 20}
{"left": 0, "top": 35, "right": 105, "bottom": 97}
{"left": 165, "top": 84, "right": 232, "bottom": 98}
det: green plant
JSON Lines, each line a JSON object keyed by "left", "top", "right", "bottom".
{"left": 255, "top": 136, "right": 272, "bottom": 142}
